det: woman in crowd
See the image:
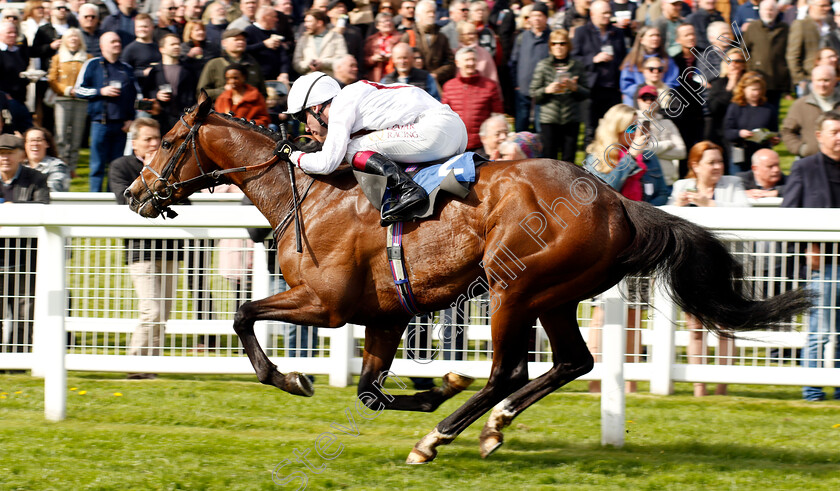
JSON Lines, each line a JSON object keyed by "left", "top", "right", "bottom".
{"left": 363, "top": 12, "right": 400, "bottom": 82}
{"left": 457, "top": 20, "right": 499, "bottom": 85}
{"left": 668, "top": 140, "right": 748, "bottom": 396}
{"left": 468, "top": 0, "right": 501, "bottom": 66}
{"left": 181, "top": 21, "right": 221, "bottom": 73}
{"left": 584, "top": 104, "right": 669, "bottom": 393}
{"left": 634, "top": 84, "right": 685, "bottom": 185}
{"left": 47, "top": 28, "right": 90, "bottom": 174}
{"left": 21, "top": 0, "right": 46, "bottom": 45}
{"left": 706, "top": 47, "right": 746, "bottom": 148}
{"left": 723, "top": 72, "right": 779, "bottom": 174}
{"left": 214, "top": 64, "right": 270, "bottom": 126}
{"left": 23, "top": 126, "right": 70, "bottom": 192}
{"left": 529, "top": 28, "right": 587, "bottom": 162}
{"left": 619, "top": 25, "right": 679, "bottom": 105}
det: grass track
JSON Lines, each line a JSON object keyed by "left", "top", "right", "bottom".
{"left": 1, "top": 373, "right": 839, "bottom": 490}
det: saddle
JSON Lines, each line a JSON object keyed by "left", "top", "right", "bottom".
{"left": 353, "top": 152, "right": 488, "bottom": 222}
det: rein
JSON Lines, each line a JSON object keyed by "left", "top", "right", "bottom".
{"left": 140, "top": 112, "right": 311, "bottom": 253}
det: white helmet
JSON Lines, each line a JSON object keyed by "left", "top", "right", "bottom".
{"left": 285, "top": 71, "right": 341, "bottom": 117}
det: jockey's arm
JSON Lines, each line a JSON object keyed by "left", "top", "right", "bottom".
{"left": 291, "top": 95, "right": 357, "bottom": 174}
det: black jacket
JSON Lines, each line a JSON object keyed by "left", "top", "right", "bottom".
{"left": 736, "top": 169, "right": 787, "bottom": 197}
{"left": 782, "top": 153, "right": 840, "bottom": 209}
{"left": 0, "top": 165, "right": 49, "bottom": 269}
{"left": 143, "top": 63, "right": 198, "bottom": 132}
{"left": 244, "top": 24, "right": 291, "bottom": 80}
{"left": 571, "top": 22, "right": 626, "bottom": 89}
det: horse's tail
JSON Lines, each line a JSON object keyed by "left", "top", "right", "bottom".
{"left": 617, "top": 199, "right": 812, "bottom": 334}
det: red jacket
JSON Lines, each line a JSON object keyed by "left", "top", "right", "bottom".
{"left": 214, "top": 84, "right": 271, "bottom": 127}
{"left": 441, "top": 74, "right": 503, "bottom": 150}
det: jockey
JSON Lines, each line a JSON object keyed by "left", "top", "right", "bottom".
{"left": 281, "top": 71, "right": 468, "bottom": 224}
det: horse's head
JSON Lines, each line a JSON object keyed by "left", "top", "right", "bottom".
{"left": 126, "top": 91, "right": 216, "bottom": 218}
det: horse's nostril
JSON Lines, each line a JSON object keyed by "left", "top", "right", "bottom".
{"left": 123, "top": 188, "right": 132, "bottom": 200}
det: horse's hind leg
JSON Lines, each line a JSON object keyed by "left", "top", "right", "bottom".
{"left": 233, "top": 285, "right": 337, "bottom": 397}
{"left": 406, "top": 306, "right": 533, "bottom": 464}
{"left": 358, "top": 323, "right": 476, "bottom": 412}
{"left": 479, "top": 303, "right": 593, "bottom": 458}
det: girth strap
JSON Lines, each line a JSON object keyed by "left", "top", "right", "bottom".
{"left": 386, "top": 222, "right": 422, "bottom": 316}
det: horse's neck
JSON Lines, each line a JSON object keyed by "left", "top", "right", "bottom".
{"left": 227, "top": 162, "right": 295, "bottom": 232}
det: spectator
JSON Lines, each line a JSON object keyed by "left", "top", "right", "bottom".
{"left": 0, "top": 90, "right": 33, "bottom": 136}
{"left": 120, "top": 13, "right": 161, "bottom": 86}
{"left": 202, "top": 0, "right": 241, "bottom": 25}
{"left": 183, "top": 0, "right": 204, "bottom": 21}
{"left": 214, "top": 63, "right": 270, "bottom": 126}
{"left": 781, "top": 65, "right": 840, "bottom": 158}
{"left": 619, "top": 25, "right": 679, "bottom": 105}
{"left": 456, "top": 20, "right": 499, "bottom": 86}
{"left": 32, "top": 1, "right": 79, "bottom": 76}
{"left": 555, "top": 0, "right": 590, "bottom": 33}
{"left": 741, "top": 0, "right": 789, "bottom": 121}
{"left": 670, "top": 23, "right": 705, "bottom": 177}
{"left": 529, "top": 28, "right": 588, "bottom": 162}
{"left": 21, "top": 1, "right": 47, "bottom": 46}
{"left": 441, "top": 47, "right": 503, "bottom": 151}
{"left": 723, "top": 71, "right": 780, "bottom": 174}
{"left": 782, "top": 110, "right": 840, "bottom": 401}
{"left": 181, "top": 20, "right": 221, "bottom": 74}
{"left": 477, "top": 112, "right": 509, "bottom": 159}
{"left": 380, "top": 42, "right": 440, "bottom": 100}
{"left": 228, "top": 0, "right": 258, "bottom": 30}
{"left": 696, "top": 20, "right": 738, "bottom": 84}
{"left": 153, "top": 0, "right": 184, "bottom": 43}
{"left": 572, "top": 0, "right": 625, "bottom": 145}
{"left": 205, "top": 1, "right": 230, "bottom": 46}
{"left": 22, "top": 126, "right": 69, "bottom": 192}
{"left": 293, "top": 9, "right": 347, "bottom": 77}
{"left": 498, "top": 138, "right": 526, "bottom": 160}
{"left": 77, "top": 3, "right": 102, "bottom": 57}
{"left": 198, "top": 28, "right": 266, "bottom": 99}
{"left": 144, "top": 33, "right": 196, "bottom": 132}
{"left": 635, "top": 84, "right": 685, "bottom": 185}
{"left": 815, "top": 46, "right": 840, "bottom": 74}
{"left": 75, "top": 31, "right": 138, "bottom": 192}
{"left": 635, "top": 0, "right": 663, "bottom": 26}
{"left": 395, "top": 0, "right": 415, "bottom": 33}
{"left": 786, "top": 0, "right": 832, "bottom": 97}
{"left": 244, "top": 5, "right": 290, "bottom": 82}
{"left": 0, "top": 21, "right": 30, "bottom": 103}
{"left": 363, "top": 11, "right": 400, "bottom": 82}
{"left": 399, "top": 0, "right": 455, "bottom": 85}
{"left": 737, "top": 147, "right": 786, "bottom": 198}
{"left": 468, "top": 0, "right": 499, "bottom": 64}
{"left": 653, "top": 0, "right": 685, "bottom": 57}
{"left": 506, "top": 131, "right": 543, "bottom": 159}
{"left": 101, "top": 0, "right": 139, "bottom": 47}
{"left": 706, "top": 47, "right": 747, "bottom": 149}
{"left": 733, "top": 0, "right": 761, "bottom": 30}
{"left": 686, "top": 0, "right": 724, "bottom": 52}
{"left": 110, "top": 118, "right": 183, "bottom": 379}
{"left": 326, "top": 0, "right": 364, "bottom": 74}
{"left": 333, "top": 53, "right": 358, "bottom": 86}
{"left": 440, "top": 0, "right": 468, "bottom": 51}
{"left": 611, "top": 0, "right": 637, "bottom": 46}
{"left": 0, "top": 134, "right": 49, "bottom": 354}
{"left": 46, "top": 28, "right": 89, "bottom": 173}
{"left": 510, "top": 1, "right": 550, "bottom": 132}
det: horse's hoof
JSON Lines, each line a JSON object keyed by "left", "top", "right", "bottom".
{"left": 405, "top": 447, "right": 436, "bottom": 465}
{"left": 479, "top": 434, "right": 503, "bottom": 459}
{"left": 441, "top": 372, "right": 475, "bottom": 397}
{"left": 285, "top": 372, "right": 314, "bottom": 397}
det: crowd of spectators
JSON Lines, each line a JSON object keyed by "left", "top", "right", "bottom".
{"left": 2, "top": 0, "right": 840, "bottom": 397}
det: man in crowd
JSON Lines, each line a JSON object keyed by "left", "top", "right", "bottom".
{"left": 782, "top": 110, "right": 840, "bottom": 402}
{"left": 653, "top": 0, "right": 685, "bottom": 57}
{"left": 380, "top": 42, "right": 440, "bottom": 100}
{"left": 228, "top": 0, "right": 258, "bottom": 30}
{"left": 333, "top": 53, "right": 358, "bottom": 86}
{"left": 32, "top": 0, "right": 78, "bottom": 72}
{"left": 441, "top": 0, "right": 468, "bottom": 51}
{"left": 363, "top": 11, "right": 399, "bottom": 82}
{"left": 244, "top": 5, "right": 290, "bottom": 83}
{"left": 477, "top": 113, "right": 509, "bottom": 160}
{"left": 733, "top": 0, "right": 761, "bottom": 30}
{"left": 327, "top": 0, "right": 363, "bottom": 72}
{"left": 686, "top": 0, "right": 723, "bottom": 52}
{"left": 144, "top": 33, "right": 196, "bottom": 132}
{"left": 400, "top": 0, "right": 454, "bottom": 85}
{"left": 742, "top": 0, "right": 790, "bottom": 118}
{"left": 121, "top": 13, "right": 161, "bottom": 86}
{"left": 110, "top": 118, "right": 184, "bottom": 379}
{"left": 787, "top": 0, "right": 832, "bottom": 97}
{"left": 395, "top": 0, "right": 415, "bottom": 33}
{"left": 75, "top": 31, "right": 138, "bottom": 192}
{"left": 198, "top": 28, "right": 266, "bottom": 99}
{"left": 0, "top": 134, "right": 49, "bottom": 354}
{"left": 510, "top": 1, "right": 550, "bottom": 132}
{"left": 671, "top": 22, "right": 705, "bottom": 177}
{"left": 737, "top": 148, "right": 786, "bottom": 198}
{"left": 782, "top": 65, "right": 840, "bottom": 158}
{"left": 153, "top": 0, "right": 183, "bottom": 43}
{"left": 571, "top": 0, "right": 624, "bottom": 145}
{"left": 206, "top": 1, "right": 230, "bottom": 46}
{"left": 0, "top": 21, "right": 28, "bottom": 103}
{"left": 442, "top": 47, "right": 503, "bottom": 151}
{"left": 292, "top": 9, "right": 347, "bottom": 77}
{"left": 78, "top": 3, "right": 102, "bottom": 57}
{"left": 102, "top": 0, "right": 139, "bottom": 46}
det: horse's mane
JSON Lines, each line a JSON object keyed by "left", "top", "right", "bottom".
{"left": 212, "top": 110, "right": 284, "bottom": 142}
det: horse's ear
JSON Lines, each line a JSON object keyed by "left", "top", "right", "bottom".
{"left": 196, "top": 89, "right": 213, "bottom": 120}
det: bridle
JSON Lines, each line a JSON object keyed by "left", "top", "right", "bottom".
{"left": 138, "top": 111, "right": 312, "bottom": 252}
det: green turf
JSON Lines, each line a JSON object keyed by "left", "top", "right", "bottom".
{"left": 1, "top": 373, "right": 838, "bottom": 490}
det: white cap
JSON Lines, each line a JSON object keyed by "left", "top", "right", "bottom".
{"left": 285, "top": 71, "right": 341, "bottom": 115}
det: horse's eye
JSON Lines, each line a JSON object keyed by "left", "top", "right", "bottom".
{"left": 161, "top": 140, "right": 171, "bottom": 150}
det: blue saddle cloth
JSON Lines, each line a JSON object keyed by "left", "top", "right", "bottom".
{"left": 409, "top": 152, "right": 478, "bottom": 194}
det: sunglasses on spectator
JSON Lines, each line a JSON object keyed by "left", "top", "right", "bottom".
{"left": 461, "top": 8, "right": 469, "bottom": 11}
{"left": 730, "top": 59, "right": 745, "bottom": 63}
{"left": 4, "top": 15, "right": 18, "bottom": 20}
{"left": 645, "top": 66, "right": 664, "bottom": 73}
{"left": 551, "top": 41, "right": 567, "bottom": 46}
{"left": 54, "top": 6, "right": 69, "bottom": 11}
{"left": 639, "top": 94, "right": 657, "bottom": 102}
{"left": 168, "top": 6, "right": 178, "bottom": 10}
{"left": 83, "top": 15, "right": 96, "bottom": 19}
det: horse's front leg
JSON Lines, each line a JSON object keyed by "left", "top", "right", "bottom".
{"left": 233, "top": 285, "right": 339, "bottom": 397}
{"left": 359, "top": 324, "right": 475, "bottom": 412}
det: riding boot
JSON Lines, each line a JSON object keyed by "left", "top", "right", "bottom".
{"left": 353, "top": 151, "right": 428, "bottom": 223}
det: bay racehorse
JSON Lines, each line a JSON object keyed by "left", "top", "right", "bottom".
{"left": 125, "top": 93, "right": 810, "bottom": 464}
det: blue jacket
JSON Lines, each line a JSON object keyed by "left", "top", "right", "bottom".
{"left": 74, "top": 57, "right": 139, "bottom": 122}
{"left": 782, "top": 153, "right": 838, "bottom": 209}
{"left": 571, "top": 22, "right": 626, "bottom": 90}
{"left": 510, "top": 28, "right": 550, "bottom": 92}
{"left": 619, "top": 53, "right": 680, "bottom": 105}
{"left": 640, "top": 154, "right": 671, "bottom": 205}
